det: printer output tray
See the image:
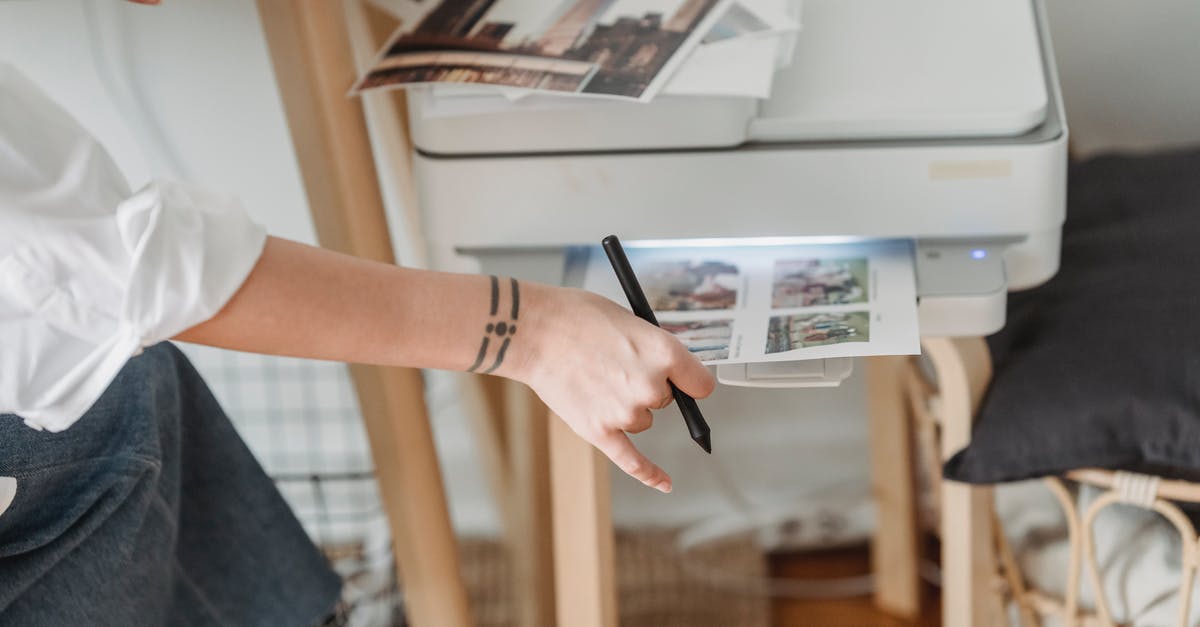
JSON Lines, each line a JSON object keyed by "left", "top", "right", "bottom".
{"left": 464, "top": 238, "right": 1006, "bottom": 389}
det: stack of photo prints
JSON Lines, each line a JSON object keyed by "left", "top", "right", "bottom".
{"left": 576, "top": 241, "right": 921, "bottom": 365}
{"left": 353, "top": 0, "right": 796, "bottom": 102}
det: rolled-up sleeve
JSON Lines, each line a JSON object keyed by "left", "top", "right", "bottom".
{"left": 0, "top": 63, "right": 266, "bottom": 431}
{"left": 117, "top": 181, "right": 266, "bottom": 350}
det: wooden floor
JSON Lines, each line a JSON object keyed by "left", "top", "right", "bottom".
{"left": 770, "top": 545, "right": 940, "bottom": 627}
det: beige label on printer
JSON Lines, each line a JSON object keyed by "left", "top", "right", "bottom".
{"left": 928, "top": 159, "right": 1013, "bottom": 180}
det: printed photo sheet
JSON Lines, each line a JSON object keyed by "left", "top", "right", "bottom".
{"left": 357, "top": 0, "right": 732, "bottom": 102}
{"left": 575, "top": 241, "right": 920, "bottom": 365}
{"left": 415, "top": 0, "right": 799, "bottom": 113}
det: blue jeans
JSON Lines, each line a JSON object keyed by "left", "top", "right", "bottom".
{"left": 0, "top": 343, "right": 342, "bottom": 626}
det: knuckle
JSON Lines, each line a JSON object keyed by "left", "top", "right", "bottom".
{"left": 651, "top": 332, "right": 679, "bottom": 360}
{"left": 622, "top": 457, "right": 646, "bottom": 477}
{"left": 620, "top": 409, "right": 647, "bottom": 431}
{"left": 663, "top": 330, "right": 688, "bottom": 353}
{"left": 666, "top": 353, "right": 694, "bottom": 376}
{"left": 641, "top": 470, "right": 663, "bottom": 487}
{"left": 636, "top": 385, "right": 664, "bottom": 407}
{"left": 625, "top": 415, "right": 652, "bottom": 434}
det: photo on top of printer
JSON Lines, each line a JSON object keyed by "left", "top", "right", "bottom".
{"left": 765, "top": 311, "right": 870, "bottom": 354}
{"left": 354, "top": 0, "right": 725, "bottom": 100}
{"left": 771, "top": 258, "right": 869, "bottom": 308}
{"left": 661, "top": 318, "right": 733, "bottom": 362}
{"left": 637, "top": 259, "right": 739, "bottom": 311}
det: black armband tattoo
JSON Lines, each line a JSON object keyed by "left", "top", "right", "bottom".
{"left": 468, "top": 276, "right": 520, "bottom": 374}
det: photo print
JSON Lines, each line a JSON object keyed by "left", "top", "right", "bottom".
{"left": 638, "top": 259, "right": 739, "bottom": 311}
{"left": 771, "top": 257, "right": 868, "bottom": 308}
{"left": 574, "top": 239, "right": 918, "bottom": 365}
{"left": 765, "top": 311, "right": 870, "bottom": 354}
{"left": 356, "top": 0, "right": 726, "bottom": 100}
{"left": 661, "top": 318, "right": 733, "bottom": 361}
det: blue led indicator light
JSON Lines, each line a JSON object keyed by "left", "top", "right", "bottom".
{"left": 971, "top": 249, "right": 987, "bottom": 260}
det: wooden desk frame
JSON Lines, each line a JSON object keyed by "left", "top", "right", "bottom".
{"left": 257, "top": 4, "right": 1001, "bottom": 624}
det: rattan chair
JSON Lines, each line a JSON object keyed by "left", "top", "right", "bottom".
{"left": 903, "top": 350, "right": 1200, "bottom": 627}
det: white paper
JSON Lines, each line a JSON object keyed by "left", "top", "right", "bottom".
{"left": 658, "top": 0, "right": 800, "bottom": 98}
{"left": 660, "top": 33, "right": 780, "bottom": 98}
{"left": 575, "top": 241, "right": 920, "bottom": 365}
{"left": 703, "top": 0, "right": 791, "bottom": 42}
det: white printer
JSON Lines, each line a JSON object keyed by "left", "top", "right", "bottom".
{"left": 405, "top": 0, "right": 1067, "bottom": 387}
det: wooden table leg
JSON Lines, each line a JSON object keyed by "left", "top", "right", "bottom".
{"left": 468, "top": 376, "right": 556, "bottom": 626}
{"left": 470, "top": 375, "right": 514, "bottom": 538}
{"left": 549, "top": 414, "right": 618, "bottom": 627}
{"left": 504, "top": 382, "right": 556, "bottom": 627}
{"left": 923, "top": 337, "right": 1002, "bottom": 627}
{"left": 867, "top": 356, "right": 923, "bottom": 618}
{"left": 256, "top": 3, "right": 472, "bottom": 625}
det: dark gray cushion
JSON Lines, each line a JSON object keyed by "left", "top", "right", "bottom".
{"left": 943, "top": 147, "right": 1200, "bottom": 484}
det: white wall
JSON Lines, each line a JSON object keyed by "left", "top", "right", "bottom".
{"left": 0, "top": 0, "right": 315, "bottom": 243}
{"left": 1045, "top": 0, "right": 1200, "bottom": 157}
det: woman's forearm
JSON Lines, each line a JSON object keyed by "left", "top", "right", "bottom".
{"left": 177, "top": 236, "right": 716, "bottom": 493}
{"left": 177, "top": 237, "right": 530, "bottom": 377}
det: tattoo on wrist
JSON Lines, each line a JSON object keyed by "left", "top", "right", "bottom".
{"left": 468, "top": 276, "right": 520, "bottom": 374}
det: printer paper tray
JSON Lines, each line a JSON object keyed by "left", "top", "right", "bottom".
{"left": 717, "top": 358, "right": 854, "bottom": 388}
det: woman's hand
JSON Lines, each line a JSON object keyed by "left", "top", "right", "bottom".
{"left": 498, "top": 284, "right": 716, "bottom": 493}
{"left": 177, "top": 238, "right": 714, "bottom": 493}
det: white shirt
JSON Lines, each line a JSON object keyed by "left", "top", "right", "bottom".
{"left": 0, "top": 62, "right": 267, "bottom": 433}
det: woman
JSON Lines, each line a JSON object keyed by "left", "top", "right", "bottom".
{"left": 0, "top": 51, "right": 712, "bottom": 626}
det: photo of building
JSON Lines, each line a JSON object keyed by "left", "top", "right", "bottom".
{"left": 356, "top": 0, "right": 722, "bottom": 99}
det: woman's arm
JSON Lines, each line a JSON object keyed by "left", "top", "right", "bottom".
{"left": 177, "top": 237, "right": 715, "bottom": 492}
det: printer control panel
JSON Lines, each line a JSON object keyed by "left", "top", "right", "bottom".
{"left": 915, "top": 241, "right": 1008, "bottom": 338}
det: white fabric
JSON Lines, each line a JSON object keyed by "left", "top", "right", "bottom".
{"left": 0, "top": 62, "right": 266, "bottom": 432}
{"left": 0, "top": 476, "right": 14, "bottom": 518}
{"left": 997, "top": 480, "right": 1200, "bottom": 627}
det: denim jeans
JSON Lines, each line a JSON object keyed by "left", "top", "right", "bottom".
{"left": 0, "top": 343, "right": 342, "bottom": 626}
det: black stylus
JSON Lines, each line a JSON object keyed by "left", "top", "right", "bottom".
{"left": 601, "top": 235, "right": 712, "bottom": 454}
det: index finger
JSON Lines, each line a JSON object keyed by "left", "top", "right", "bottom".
{"left": 593, "top": 430, "right": 672, "bottom": 494}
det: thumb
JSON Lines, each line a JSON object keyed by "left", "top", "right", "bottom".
{"left": 667, "top": 342, "right": 717, "bottom": 399}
